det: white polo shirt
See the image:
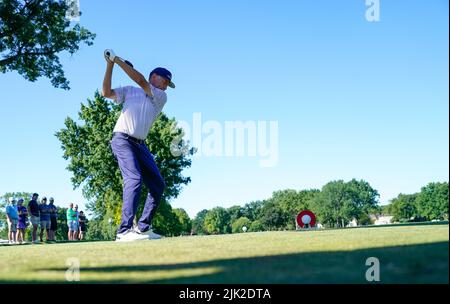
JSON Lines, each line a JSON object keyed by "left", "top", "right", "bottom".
{"left": 112, "top": 84, "right": 167, "bottom": 140}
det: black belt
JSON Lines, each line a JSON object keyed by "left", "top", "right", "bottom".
{"left": 114, "top": 132, "right": 145, "bottom": 144}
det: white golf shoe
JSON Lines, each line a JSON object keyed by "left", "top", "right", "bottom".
{"left": 115, "top": 229, "right": 150, "bottom": 242}
{"left": 133, "top": 227, "right": 162, "bottom": 240}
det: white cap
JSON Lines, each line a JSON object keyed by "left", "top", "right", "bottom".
{"left": 8, "top": 197, "right": 16, "bottom": 203}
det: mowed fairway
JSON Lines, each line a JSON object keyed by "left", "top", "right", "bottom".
{"left": 0, "top": 224, "right": 448, "bottom": 283}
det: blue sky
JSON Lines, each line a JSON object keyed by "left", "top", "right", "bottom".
{"left": 0, "top": 0, "right": 448, "bottom": 218}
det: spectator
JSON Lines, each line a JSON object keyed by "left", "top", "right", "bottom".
{"left": 66, "top": 203, "right": 78, "bottom": 241}
{"left": 73, "top": 205, "right": 79, "bottom": 240}
{"left": 16, "top": 198, "right": 28, "bottom": 244}
{"left": 39, "top": 197, "right": 51, "bottom": 242}
{"left": 78, "top": 211, "right": 87, "bottom": 240}
{"left": 48, "top": 197, "right": 58, "bottom": 242}
{"left": 5, "top": 197, "right": 19, "bottom": 244}
{"left": 28, "top": 193, "right": 40, "bottom": 244}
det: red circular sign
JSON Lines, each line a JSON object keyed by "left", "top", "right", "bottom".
{"left": 297, "top": 210, "right": 316, "bottom": 228}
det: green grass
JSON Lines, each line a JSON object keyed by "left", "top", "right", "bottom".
{"left": 0, "top": 224, "right": 448, "bottom": 283}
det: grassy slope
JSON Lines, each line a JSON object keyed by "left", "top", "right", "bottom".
{"left": 0, "top": 224, "right": 448, "bottom": 283}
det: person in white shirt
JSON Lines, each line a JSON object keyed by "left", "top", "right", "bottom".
{"left": 102, "top": 49, "right": 175, "bottom": 242}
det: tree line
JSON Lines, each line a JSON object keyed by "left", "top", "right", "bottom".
{"left": 190, "top": 181, "right": 448, "bottom": 236}
{"left": 382, "top": 182, "right": 448, "bottom": 223}
{"left": 2, "top": 180, "right": 447, "bottom": 240}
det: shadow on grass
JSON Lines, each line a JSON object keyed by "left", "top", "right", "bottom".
{"left": 12, "top": 241, "right": 449, "bottom": 284}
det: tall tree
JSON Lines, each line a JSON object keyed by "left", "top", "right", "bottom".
{"left": 192, "top": 209, "right": 208, "bottom": 235}
{"left": 172, "top": 208, "right": 192, "bottom": 235}
{"left": 260, "top": 201, "right": 285, "bottom": 231}
{"left": 416, "top": 182, "right": 449, "bottom": 220}
{"left": 204, "top": 207, "right": 230, "bottom": 234}
{"left": 55, "top": 92, "right": 195, "bottom": 235}
{"left": 227, "top": 205, "right": 244, "bottom": 224}
{"left": 310, "top": 180, "right": 351, "bottom": 228}
{"left": 385, "top": 193, "right": 419, "bottom": 222}
{"left": 346, "top": 179, "right": 380, "bottom": 221}
{"left": 152, "top": 201, "right": 183, "bottom": 236}
{"left": 310, "top": 179, "right": 380, "bottom": 227}
{"left": 0, "top": 0, "right": 96, "bottom": 89}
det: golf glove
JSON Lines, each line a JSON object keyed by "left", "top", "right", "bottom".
{"left": 104, "top": 49, "right": 117, "bottom": 62}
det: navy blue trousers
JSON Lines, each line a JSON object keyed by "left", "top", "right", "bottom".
{"left": 111, "top": 132, "right": 165, "bottom": 234}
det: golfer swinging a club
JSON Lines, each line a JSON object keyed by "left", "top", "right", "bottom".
{"left": 102, "top": 49, "right": 175, "bottom": 242}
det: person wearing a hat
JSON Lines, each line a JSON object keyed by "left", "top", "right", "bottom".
{"left": 5, "top": 197, "right": 19, "bottom": 244}
{"left": 102, "top": 49, "right": 174, "bottom": 242}
{"left": 16, "top": 198, "right": 28, "bottom": 244}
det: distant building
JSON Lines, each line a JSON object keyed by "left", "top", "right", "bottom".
{"left": 370, "top": 214, "right": 394, "bottom": 225}
{"left": 346, "top": 218, "right": 358, "bottom": 227}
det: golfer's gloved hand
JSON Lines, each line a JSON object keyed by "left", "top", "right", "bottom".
{"left": 104, "top": 49, "right": 117, "bottom": 63}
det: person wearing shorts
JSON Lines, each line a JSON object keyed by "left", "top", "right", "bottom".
{"left": 39, "top": 197, "right": 51, "bottom": 242}
{"left": 28, "top": 193, "right": 40, "bottom": 243}
{"left": 66, "top": 203, "right": 78, "bottom": 241}
{"left": 16, "top": 198, "right": 28, "bottom": 244}
{"left": 5, "top": 197, "right": 19, "bottom": 244}
{"left": 78, "top": 211, "right": 87, "bottom": 240}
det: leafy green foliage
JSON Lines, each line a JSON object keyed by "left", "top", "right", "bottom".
{"left": 0, "top": 0, "right": 96, "bottom": 89}
{"left": 386, "top": 193, "right": 419, "bottom": 222}
{"left": 227, "top": 205, "right": 244, "bottom": 224}
{"left": 259, "top": 201, "right": 285, "bottom": 231}
{"left": 55, "top": 207, "right": 69, "bottom": 241}
{"left": 192, "top": 209, "right": 208, "bottom": 235}
{"left": 231, "top": 216, "right": 251, "bottom": 233}
{"left": 152, "top": 200, "right": 183, "bottom": 236}
{"left": 241, "top": 201, "right": 264, "bottom": 222}
{"left": 310, "top": 179, "right": 379, "bottom": 228}
{"left": 85, "top": 210, "right": 117, "bottom": 241}
{"left": 173, "top": 208, "right": 192, "bottom": 235}
{"left": 204, "top": 207, "right": 230, "bottom": 234}
{"left": 249, "top": 220, "right": 264, "bottom": 232}
{"left": 416, "top": 182, "right": 449, "bottom": 220}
